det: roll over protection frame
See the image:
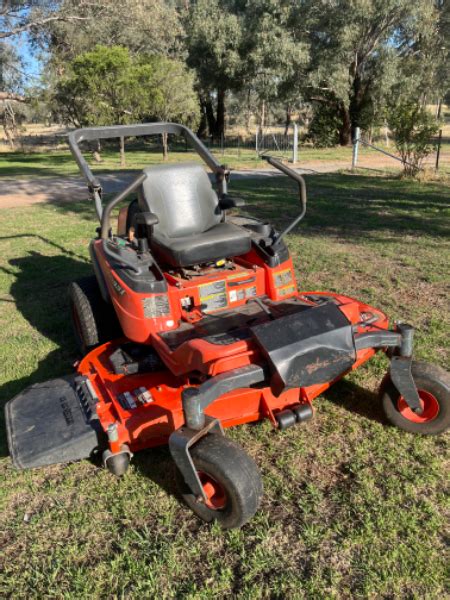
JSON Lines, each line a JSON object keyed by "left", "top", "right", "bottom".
{"left": 67, "top": 122, "right": 229, "bottom": 222}
{"left": 260, "top": 155, "right": 307, "bottom": 248}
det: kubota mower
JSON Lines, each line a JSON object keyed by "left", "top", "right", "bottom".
{"left": 5, "top": 123, "right": 449, "bottom": 529}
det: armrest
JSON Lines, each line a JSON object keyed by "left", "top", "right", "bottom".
{"left": 135, "top": 211, "right": 159, "bottom": 227}
{"left": 219, "top": 195, "right": 246, "bottom": 210}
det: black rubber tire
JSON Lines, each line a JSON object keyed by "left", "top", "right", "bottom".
{"left": 380, "top": 361, "right": 450, "bottom": 435}
{"left": 176, "top": 433, "right": 263, "bottom": 529}
{"left": 69, "top": 275, "right": 121, "bottom": 355}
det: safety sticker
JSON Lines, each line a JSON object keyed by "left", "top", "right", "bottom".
{"left": 142, "top": 294, "right": 170, "bottom": 318}
{"left": 200, "top": 280, "right": 228, "bottom": 312}
{"left": 274, "top": 268, "right": 293, "bottom": 288}
{"left": 277, "top": 284, "right": 296, "bottom": 297}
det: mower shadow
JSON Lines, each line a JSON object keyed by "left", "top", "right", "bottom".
{"left": 132, "top": 446, "right": 181, "bottom": 500}
{"left": 0, "top": 243, "right": 91, "bottom": 457}
{"left": 322, "top": 378, "right": 387, "bottom": 425}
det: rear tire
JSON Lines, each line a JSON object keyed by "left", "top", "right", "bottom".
{"left": 69, "top": 275, "right": 121, "bottom": 355}
{"left": 380, "top": 361, "right": 450, "bottom": 435}
{"left": 176, "top": 434, "right": 263, "bottom": 529}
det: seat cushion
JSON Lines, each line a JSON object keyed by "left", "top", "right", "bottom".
{"left": 151, "top": 222, "right": 251, "bottom": 267}
{"left": 138, "top": 163, "right": 222, "bottom": 237}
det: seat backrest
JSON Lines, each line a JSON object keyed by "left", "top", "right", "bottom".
{"left": 138, "top": 162, "right": 222, "bottom": 238}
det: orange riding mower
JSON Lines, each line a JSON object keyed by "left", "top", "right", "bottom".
{"left": 6, "top": 123, "right": 449, "bottom": 529}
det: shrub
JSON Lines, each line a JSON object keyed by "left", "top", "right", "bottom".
{"left": 388, "top": 102, "right": 439, "bottom": 176}
{"left": 307, "top": 102, "right": 340, "bottom": 147}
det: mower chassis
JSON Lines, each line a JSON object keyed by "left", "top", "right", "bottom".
{"left": 6, "top": 291, "right": 422, "bottom": 482}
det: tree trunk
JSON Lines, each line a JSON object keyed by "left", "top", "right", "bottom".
{"left": 2, "top": 121, "right": 14, "bottom": 148}
{"left": 162, "top": 132, "right": 168, "bottom": 160}
{"left": 197, "top": 98, "right": 208, "bottom": 138}
{"left": 338, "top": 105, "right": 352, "bottom": 146}
{"left": 216, "top": 88, "right": 226, "bottom": 139}
{"left": 260, "top": 100, "right": 266, "bottom": 133}
{"left": 204, "top": 96, "right": 217, "bottom": 138}
{"left": 284, "top": 105, "right": 292, "bottom": 135}
{"left": 120, "top": 136, "right": 126, "bottom": 167}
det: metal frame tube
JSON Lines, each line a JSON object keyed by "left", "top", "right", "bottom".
{"left": 264, "top": 156, "right": 307, "bottom": 246}
{"left": 100, "top": 172, "right": 147, "bottom": 239}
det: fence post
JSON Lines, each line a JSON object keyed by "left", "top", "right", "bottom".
{"left": 352, "top": 127, "right": 360, "bottom": 170}
{"left": 255, "top": 129, "right": 259, "bottom": 154}
{"left": 435, "top": 129, "right": 442, "bottom": 171}
{"left": 237, "top": 135, "right": 241, "bottom": 157}
{"left": 293, "top": 123, "right": 298, "bottom": 163}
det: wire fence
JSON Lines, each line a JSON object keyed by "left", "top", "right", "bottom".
{"left": 201, "top": 132, "right": 295, "bottom": 154}
{"left": 2, "top": 125, "right": 449, "bottom": 173}
{"left": 353, "top": 127, "right": 449, "bottom": 172}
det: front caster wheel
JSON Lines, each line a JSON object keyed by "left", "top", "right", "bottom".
{"left": 380, "top": 361, "right": 450, "bottom": 435}
{"left": 103, "top": 446, "right": 131, "bottom": 476}
{"left": 175, "top": 434, "right": 263, "bottom": 529}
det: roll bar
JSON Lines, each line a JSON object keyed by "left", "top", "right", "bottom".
{"left": 261, "top": 155, "right": 307, "bottom": 247}
{"left": 67, "top": 122, "right": 228, "bottom": 221}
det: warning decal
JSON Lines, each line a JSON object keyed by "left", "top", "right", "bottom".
{"left": 200, "top": 280, "right": 228, "bottom": 312}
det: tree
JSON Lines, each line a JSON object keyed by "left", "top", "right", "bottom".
{"left": 239, "top": 0, "right": 309, "bottom": 135}
{"left": 0, "top": 0, "right": 87, "bottom": 101}
{"left": 0, "top": 40, "right": 25, "bottom": 145}
{"left": 388, "top": 102, "right": 439, "bottom": 176}
{"left": 184, "top": 0, "right": 243, "bottom": 138}
{"left": 53, "top": 45, "right": 199, "bottom": 162}
{"left": 147, "top": 56, "right": 200, "bottom": 158}
{"left": 298, "top": 0, "right": 444, "bottom": 145}
{"left": 32, "top": 0, "right": 183, "bottom": 70}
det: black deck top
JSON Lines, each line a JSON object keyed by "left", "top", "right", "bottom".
{"left": 159, "top": 297, "right": 313, "bottom": 350}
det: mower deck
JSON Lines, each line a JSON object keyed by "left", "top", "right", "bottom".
{"left": 6, "top": 291, "right": 390, "bottom": 468}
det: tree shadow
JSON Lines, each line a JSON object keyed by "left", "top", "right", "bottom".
{"left": 233, "top": 172, "right": 450, "bottom": 240}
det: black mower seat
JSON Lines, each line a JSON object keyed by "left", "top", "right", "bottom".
{"left": 138, "top": 162, "right": 251, "bottom": 267}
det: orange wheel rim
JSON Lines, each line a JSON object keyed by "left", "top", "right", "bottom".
{"left": 397, "top": 389, "right": 440, "bottom": 423}
{"left": 197, "top": 471, "right": 227, "bottom": 510}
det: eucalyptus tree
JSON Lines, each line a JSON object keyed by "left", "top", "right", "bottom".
{"left": 183, "top": 0, "right": 243, "bottom": 138}
{"left": 298, "top": 0, "right": 445, "bottom": 144}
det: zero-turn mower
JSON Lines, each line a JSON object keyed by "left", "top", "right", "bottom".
{"left": 6, "top": 123, "right": 449, "bottom": 529}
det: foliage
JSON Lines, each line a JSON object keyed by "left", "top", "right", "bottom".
{"left": 307, "top": 100, "right": 341, "bottom": 147}
{"left": 53, "top": 45, "right": 199, "bottom": 130}
{"left": 388, "top": 103, "right": 439, "bottom": 176}
{"left": 299, "top": 0, "right": 445, "bottom": 144}
{"left": 184, "top": 0, "right": 244, "bottom": 137}
{"left": 2, "top": 0, "right": 449, "bottom": 146}
{"left": 30, "top": 0, "right": 182, "bottom": 62}
{"left": 239, "top": 0, "right": 308, "bottom": 128}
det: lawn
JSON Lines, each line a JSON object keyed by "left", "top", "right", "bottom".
{"left": 0, "top": 142, "right": 394, "bottom": 179}
{"left": 0, "top": 173, "right": 449, "bottom": 598}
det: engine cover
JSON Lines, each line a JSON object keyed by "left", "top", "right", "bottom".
{"left": 251, "top": 302, "right": 356, "bottom": 395}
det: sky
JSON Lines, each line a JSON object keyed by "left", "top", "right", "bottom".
{"left": 13, "top": 32, "right": 45, "bottom": 87}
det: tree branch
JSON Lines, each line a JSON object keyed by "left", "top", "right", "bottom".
{"left": 0, "top": 15, "right": 87, "bottom": 39}
{"left": 0, "top": 92, "right": 26, "bottom": 102}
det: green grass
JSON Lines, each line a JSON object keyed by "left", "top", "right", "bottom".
{"left": 0, "top": 143, "right": 390, "bottom": 179}
{"left": 0, "top": 173, "right": 449, "bottom": 598}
